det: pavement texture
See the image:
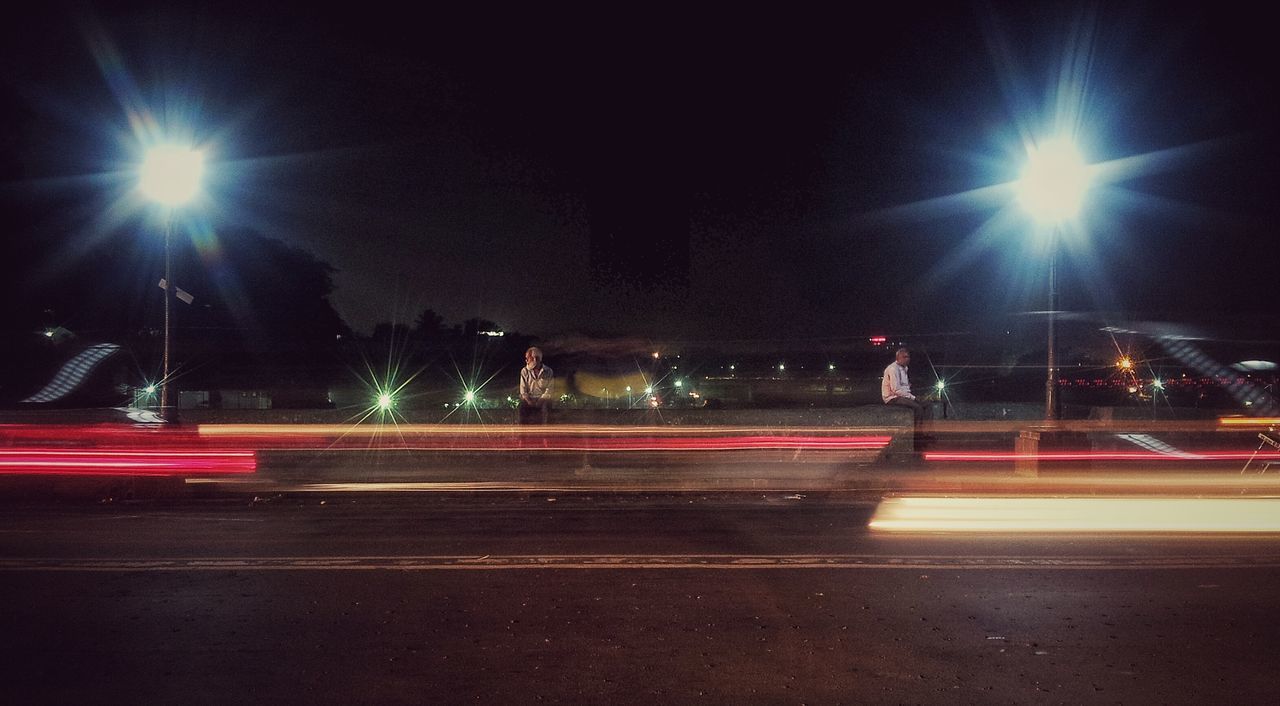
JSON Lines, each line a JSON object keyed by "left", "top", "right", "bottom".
{"left": 2, "top": 493, "right": 1279, "bottom": 704}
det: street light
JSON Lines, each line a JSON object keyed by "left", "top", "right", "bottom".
{"left": 139, "top": 145, "right": 204, "bottom": 421}
{"left": 1016, "top": 137, "right": 1091, "bottom": 420}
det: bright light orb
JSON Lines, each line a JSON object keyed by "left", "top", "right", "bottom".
{"left": 1016, "top": 139, "right": 1090, "bottom": 222}
{"left": 145, "top": 384, "right": 157, "bottom": 394}
{"left": 463, "top": 390, "right": 475, "bottom": 403}
{"left": 140, "top": 145, "right": 204, "bottom": 206}
{"left": 935, "top": 380, "right": 946, "bottom": 391}
{"left": 376, "top": 392, "right": 394, "bottom": 411}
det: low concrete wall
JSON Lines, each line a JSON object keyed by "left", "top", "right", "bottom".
{"left": 179, "top": 405, "right": 918, "bottom": 428}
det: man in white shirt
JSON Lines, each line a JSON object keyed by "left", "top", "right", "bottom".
{"left": 519, "top": 346, "right": 554, "bottom": 424}
{"left": 882, "top": 347, "right": 925, "bottom": 422}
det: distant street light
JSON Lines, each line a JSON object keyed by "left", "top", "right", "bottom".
{"left": 139, "top": 144, "right": 204, "bottom": 421}
{"left": 1016, "top": 137, "right": 1092, "bottom": 420}
{"left": 376, "top": 392, "right": 394, "bottom": 411}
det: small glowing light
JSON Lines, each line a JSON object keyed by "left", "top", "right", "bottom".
{"left": 828, "top": 363, "right": 836, "bottom": 371}
{"left": 479, "top": 330, "right": 504, "bottom": 337}
{"left": 652, "top": 352, "right": 660, "bottom": 359}
{"left": 144, "top": 384, "right": 157, "bottom": 395}
{"left": 140, "top": 145, "right": 204, "bottom": 206}
{"left": 1016, "top": 138, "right": 1090, "bottom": 222}
{"left": 729, "top": 365, "right": 736, "bottom": 371}
{"left": 1127, "top": 386, "right": 1139, "bottom": 394}
{"left": 463, "top": 390, "right": 476, "bottom": 403}
{"left": 625, "top": 386, "right": 632, "bottom": 392}
{"left": 649, "top": 397, "right": 660, "bottom": 408}
{"left": 778, "top": 363, "right": 786, "bottom": 372}
{"left": 1153, "top": 379, "right": 1165, "bottom": 391}
{"left": 869, "top": 336, "right": 887, "bottom": 346}
{"left": 43, "top": 329, "right": 55, "bottom": 338}
{"left": 674, "top": 380, "right": 683, "bottom": 388}
{"left": 644, "top": 387, "right": 653, "bottom": 395}
{"left": 1118, "top": 357, "right": 1134, "bottom": 370}
{"left": 935, "top": 380, "right": 946, "bottom": 391}
{"left": 376, "top": 392, "right": 394, "bottom": 411}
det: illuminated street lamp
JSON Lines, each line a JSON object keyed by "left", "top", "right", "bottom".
{"left": 1016, "top": 137, "right": 1091, "bottom": 420}
{"left": 139, "top": 144, "right": 204, "bottom": 420}
{"left": 376, "top": 391, "right": 394, "bottom": 411}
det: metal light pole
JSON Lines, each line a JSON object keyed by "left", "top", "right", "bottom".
{"left": 1015, "top": 138, "right": 1089, "bottom": 422}
{"left": 139, "top": 144, "right": 204, "bottom": 422}
{"left": 1045, "top": 237, "right": 1058, "bottom": 420}
{"left": 161, "top": 213, "right": 173, "bottom": 419}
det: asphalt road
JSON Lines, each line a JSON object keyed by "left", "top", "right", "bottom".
{"left": 3, "top": 492, "right": 1279, "bottom": 704}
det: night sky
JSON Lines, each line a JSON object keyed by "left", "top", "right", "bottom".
{"left": 2, "top": 3, "right": 1277, "bottom": 341}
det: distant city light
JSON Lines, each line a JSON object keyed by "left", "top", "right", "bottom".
{"left": 674, "top": 380, "right": 683, "bottom": 388}
{"left": 828, "top": 363, "right": 836, "bottom": 371}
{"left": 778, "top": 363, "right": 786, "bottom": 372}
{"left": 1118, "top": 357, "right": 1134, "bottom": 370}
{"left": 1016, "top": 138, "right": 1091, "bottom": 222}
{"left": 1153, "top": 379, "right": 1165, "bottom": 391}
{"left": 728, "top": 364, "right": 736, "bottom": 371}
{"left": 625, "top": 386, "right": 632, "bottom": 392}
{"left": 935, "top": 380, "right": 946, "bottom": 391}
{"left": 463, "top": 390, "right": 476, "bottom": 403}
{"left": 139, "top": 145, "right": 204, "bottom": 206}
{"left": 644, "top": 387, "right": 653, "bottom": 395}
{"left": 869, "top": 336, "right": 887, "bottom": 346}
{"left": 479, "top": 330, "right": 504, "bottom": 337}
{"left": 145, "top": 384, "right": 157, "bottom": 395}
{"left": 652, "top": 352, "right": 660, "bottom": 359}
{"left": 43, "top": 329, "right": 54, "bottom": 338}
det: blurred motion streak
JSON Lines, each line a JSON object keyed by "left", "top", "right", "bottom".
{"left": 0, "top": 424, "right": 889, "bottom": 453}
{"left": 1220, "top": 417, "right": 1280, "bottom": 428}
{"left": 870, "top": 497, "right": 1280, "bottom": 533}
{"left": 926, "top": 451, "right": 1280, "bottom": 462}
{"left": 0, "top": 449, "right": 256, "bottom": 476}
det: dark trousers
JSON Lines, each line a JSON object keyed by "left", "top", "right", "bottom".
{"left": 518, "top": 401, "right": 549, "bottom": 425}
{"left": 887, "top": 396, "right": 928, "bottom": 423}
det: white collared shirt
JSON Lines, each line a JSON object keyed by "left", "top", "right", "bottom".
{"left": 520, "top": 364, "right": 554, "bottom": 401}
{"left": 882, "top": 362, "right": 914, "bottom": 403}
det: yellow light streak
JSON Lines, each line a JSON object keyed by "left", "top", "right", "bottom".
{"left": 870, "top": 496, "right": 1280, "bottom": 533}
{"left": 1219, "top": 417, "right": 1280, "bottom": 427}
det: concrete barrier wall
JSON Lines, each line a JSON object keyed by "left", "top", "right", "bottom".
{"left": 179, "top": 405, "right": 918, "bottom": 429}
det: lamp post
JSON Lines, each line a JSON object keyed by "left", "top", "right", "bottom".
{"left": 139, "top": 145, "right": 204, "bottom": 421}
{"left": 1015, "top": 138, "right": 1090, "bottom": 421}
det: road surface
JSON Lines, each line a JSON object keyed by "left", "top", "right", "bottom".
{"left": 2, "top": 492, "right": 1278, "bottom": 704}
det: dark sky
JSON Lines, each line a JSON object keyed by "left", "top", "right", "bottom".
{"left": 2, "top": 2, "right": 1277, "bottom": 340}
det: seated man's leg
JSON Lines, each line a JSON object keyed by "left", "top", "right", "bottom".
{"left": 888, "top": 396, "right": 925, "bottom": 424}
